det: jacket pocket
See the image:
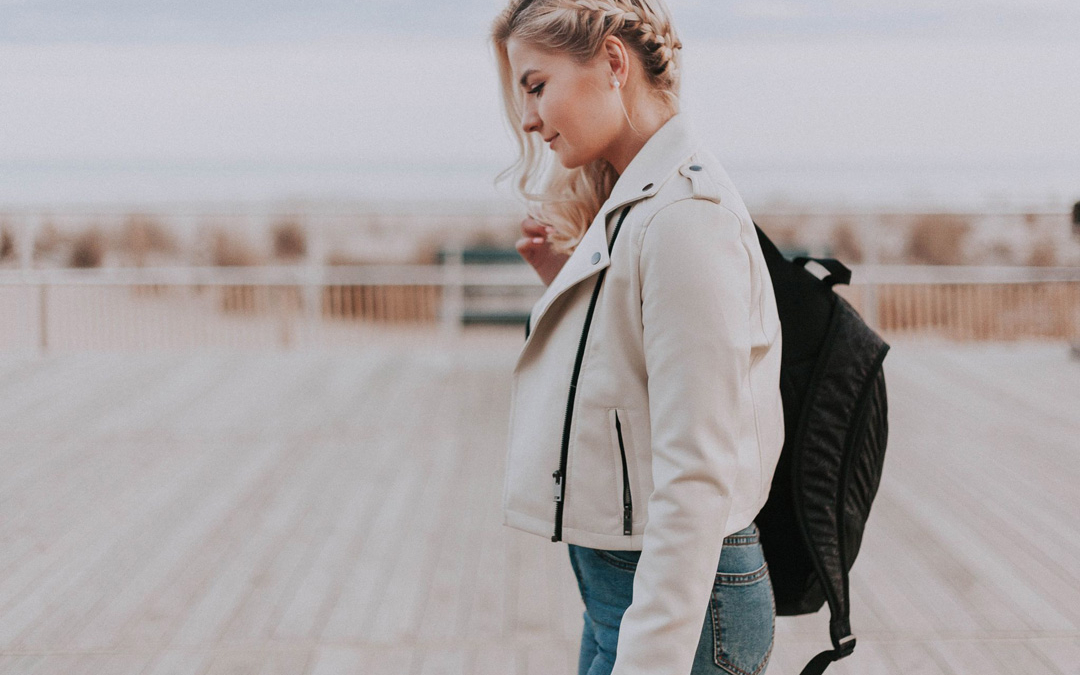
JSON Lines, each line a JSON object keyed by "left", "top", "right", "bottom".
{"left": 608, "top": 408, "right": 634, "bottom": 536}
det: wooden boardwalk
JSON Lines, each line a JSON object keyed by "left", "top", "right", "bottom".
{"left": 0, "top": 333, "right": 1077, "bottom": 675}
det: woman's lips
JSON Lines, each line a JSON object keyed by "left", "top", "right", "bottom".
{"left": 548, "top": 134, "right": 559, "bottom": 148}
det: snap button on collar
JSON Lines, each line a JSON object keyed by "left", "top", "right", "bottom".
{"left": 591, "top": 251, "right": 601, "bottom": 264}
{"left": 689, "top": 164, "right": 702, "bottom": 171}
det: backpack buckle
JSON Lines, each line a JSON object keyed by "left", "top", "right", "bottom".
{"left": 836, "top": 635, "right": 856, "bottom": 658}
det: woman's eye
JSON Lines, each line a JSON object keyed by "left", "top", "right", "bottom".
{"left": 528, "top": 82, "right": 545, "bottom": 96}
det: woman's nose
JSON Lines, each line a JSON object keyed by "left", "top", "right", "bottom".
{"left": 521, "top": 105, "right": 542, "bottom": 135}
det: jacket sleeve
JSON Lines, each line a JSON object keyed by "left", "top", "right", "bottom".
{"left": 612, "top": 197, "right": 756, "bottom": 675}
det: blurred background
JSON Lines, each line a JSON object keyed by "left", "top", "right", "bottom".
{"left": 0, "top": 2, "right": 1077, "bottom": 674}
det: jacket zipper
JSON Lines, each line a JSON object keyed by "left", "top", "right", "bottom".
{"left": 552, "top": 204, "right": 632, "bottom": 542}
{"left": 615, "top": 410, "right": 633, "bottom": 535}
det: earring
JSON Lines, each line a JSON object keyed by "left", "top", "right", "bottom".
{"left": 611, "top": 75, "right": 620, "bottom": 89}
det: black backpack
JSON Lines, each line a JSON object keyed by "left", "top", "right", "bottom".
{"left": 752, "top": 223, "right": 891, "bottom": 675}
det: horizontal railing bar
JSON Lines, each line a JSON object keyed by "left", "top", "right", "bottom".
{"left": 0, "top": 264, "right": 541, "bottom": 287}
{"left": 0, "top": 264, "right": 1078, "bottom": 287}
{"left": 849, "top": 265, "right": 1080, "bottom": 284}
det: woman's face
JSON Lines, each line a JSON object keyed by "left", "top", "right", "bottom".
{"left": 506, "top": 37, "right": 623, "bottom": 169}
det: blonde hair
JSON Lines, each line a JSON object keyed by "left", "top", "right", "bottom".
{"left": 491, "top": 0, "right": 682, "bottom": 254}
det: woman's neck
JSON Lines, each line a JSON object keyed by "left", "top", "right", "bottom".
{"left": 607, "top": 107, "right": 676, "bottom": 175}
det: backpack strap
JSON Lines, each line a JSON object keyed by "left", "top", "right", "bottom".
{"left": 792, "top": 256, "right": 852, "bottom": 288}
{"left": 798, "top": 632, "right": 856, "bottom": 675}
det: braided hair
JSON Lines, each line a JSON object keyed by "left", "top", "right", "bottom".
{"left": 492, "top": 0, "right": 683, "bottom": 254}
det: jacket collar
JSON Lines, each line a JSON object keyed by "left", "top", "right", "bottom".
{"left": 519, "top": 113, "right": 701, "bottom": 360}
{"left": 596, "top": 111, "right": 700, "bottom": 220}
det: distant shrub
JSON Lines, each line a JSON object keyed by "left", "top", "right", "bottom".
{"left": 830, "top": 219, "right": 863, "bottom": 263}
{"left": 414, "top": 233, "right": 444, "bottom": 265}
{"left": 326, "top": 249, "right": 360, "bottom": 266}
{"left": 1027, "top": 238, "right": 1057, "bottom": 267}
{"left": 905, "top": 214, "right": 970, "bottom": 265}
{"left": 34, "top": 222, "right": 63, "bottom": 261}
{"left": 211, "top": 229, "right": 260, "bottom": 267}
{"left": 119, "top": 214, "right": 178, "bottom": 265}
{"left": 271, "top": 218, "right": 307, "bottom": 261}
{"left": 0, "top": 224, "right": 14, "bottom": 262}
{"left": 69, "top": 227, "right": 105, "bottom": 268}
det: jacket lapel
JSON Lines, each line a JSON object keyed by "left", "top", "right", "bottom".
{"left": 524, "top": 207, "right": 613, "bottom": 340}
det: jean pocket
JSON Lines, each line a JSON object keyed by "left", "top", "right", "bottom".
{"left": 593, "top": 548, "right": 641, "bottom": 572}
{"left": 710, "top": 562, "right": 775, "bottom": 675}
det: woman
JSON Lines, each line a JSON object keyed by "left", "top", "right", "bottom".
{"left": 490, "top": 2, "right": 785, "bottom": 674}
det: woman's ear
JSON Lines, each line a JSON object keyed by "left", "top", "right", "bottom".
{"left": 602, "top": 35, "right": 630, "bottom": 87}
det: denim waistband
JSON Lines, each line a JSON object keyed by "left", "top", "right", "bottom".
{"left": 722, "top": 521, "right": 760, "bottom": 547}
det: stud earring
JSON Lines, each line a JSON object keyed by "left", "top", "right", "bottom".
{"left": 611, "top": 76, "right": 620, "bottom": 89}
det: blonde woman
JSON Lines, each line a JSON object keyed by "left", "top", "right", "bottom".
{"left": 492, "top": 1, "right": 785, "bottom": 674}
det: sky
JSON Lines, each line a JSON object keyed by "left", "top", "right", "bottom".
{"left": 3, "top": 0, "right": 1079, "bottom": 42}
{"left": 1, "top": 0, "right": 1078, "bottom": 211}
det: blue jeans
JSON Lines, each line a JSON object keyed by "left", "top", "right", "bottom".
{"left": 568, "top": 522, "right": 775, "bottom": 675}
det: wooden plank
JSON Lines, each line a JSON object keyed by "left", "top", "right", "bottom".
{"left": 416, "top": 647, "right": 470, "bottom": 675}
{"left": 279, "top": 354, "right": 436, "bottom": 643}
{"left": 0, "top": 654, "right": 48, "bottom": 675}
{"left": 414, "top": 370, "right": 499, "bottom": 643}
{"left": 141, "top": 649, "right": 212, "bottom": 675}
{"left": 306, "top": 647, "right": 412, "bottom": 675}
{"left": 0, "top": 440, "right": 228, "bottom": 646}
{"left": 470, "top": 643, "right": 519, "bottom": 675}
{"left": 316, "top": 436, "right": 447, "bottom": 641}
{"left": 214, "top": 360, "right": 387, "bottom": 645}
{"left": 107, "top": 442, "right": 295, "bottom": 648}
{"left": 1031, "top": 638, "right": 1080, "bottom": 675}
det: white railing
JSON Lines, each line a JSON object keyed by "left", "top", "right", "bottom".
{"left": 0, "top": 258, "right": 539, "bottom": 351}
{"left": 1, "top": 262, "right": 1078, "bottom": 351}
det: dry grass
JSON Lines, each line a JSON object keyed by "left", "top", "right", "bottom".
{"left": 118, "top": 214, "right": 179, "bottom": 266}
{"left": 0, "top": 223, "right": 15, "bottom": 262}
{"left": 905, "top": 214, "right": 971, "bottom": 265}
{"left": 271, "top": 218, "right": 307, "bottom": 261}
{"left": 210, "top": 229, "right": 261, "bottom": 267}
{"left": 68, "top": 227, "right": 105, "bottom": 268}
{"left": 33, "top": 221, "right": 64, "bottom": 262}
{"left": 325, "top": 249, "right": 362, "bottom": 267}
{"left": 830, "top": 218, "right": 863, "bottom": 263}
{"left": 1027, "top": 237, "right": 1058, "bottom": 267}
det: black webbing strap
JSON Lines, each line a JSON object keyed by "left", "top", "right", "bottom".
{"left": 793, "top": 255, "right": 852, "bottom": 287}
{"left": 799, "top": 635, "right": 856, "bottom": 675}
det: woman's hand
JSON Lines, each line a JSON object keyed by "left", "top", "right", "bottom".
{"left": 515, "top": 216, "right": 569, "bottom": 287}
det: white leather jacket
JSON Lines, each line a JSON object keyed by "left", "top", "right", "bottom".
{"left": 503, "top": 112, "right": 784, "bottom": 675}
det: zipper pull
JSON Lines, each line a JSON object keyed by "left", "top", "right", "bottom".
{"left": 623, "top": 504, "right": 633, "bottom": 536}
{"left": 552, "top": 470, "right": 563, "bottom": 503}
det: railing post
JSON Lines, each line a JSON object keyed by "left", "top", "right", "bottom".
{"left": 440, "top": 246, "right": 465, "bottom": 336}
{"left": 277, "top": 286, "right": 293, "bottom": 349}
{"left": 864, "top": 282, "right": 880, "bottom": 332}
{"left": 862, "top": 216, "right": 880, "bottom": 331}
{"left": 304, "top": 230, "right": 325, "bottom": 329}
{"left": 38, "top": 283, "right": 48, "bottom": 352}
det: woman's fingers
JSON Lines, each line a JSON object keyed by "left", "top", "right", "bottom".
{"left": 517, "top": 218, "right": 568, "bottom": 286}
{"left": 520, "top": 217, "right": 552, "bottom": 239}
{"left": 515, "top": 236, "right": 544, "bottom": 262}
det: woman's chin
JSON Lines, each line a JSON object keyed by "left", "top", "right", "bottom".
{"left": 555, "top": 152, "right": 585, "bottom": 169}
